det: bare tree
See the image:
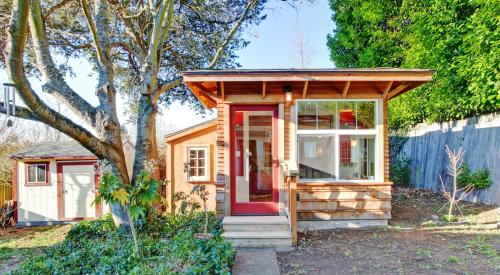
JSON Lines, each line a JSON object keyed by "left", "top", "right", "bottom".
{"left": 292, "top": 11, "right": 315, "bottom": 68}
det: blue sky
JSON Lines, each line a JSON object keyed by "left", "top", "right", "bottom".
{"left": 1, "top": 1, "right": 334, "bottom": 136}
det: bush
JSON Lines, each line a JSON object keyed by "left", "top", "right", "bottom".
{"left": 12, "top": 212, "right": 234, "bottom": 274}
{"left": 390, "top": 157, "right": 411, "bottom": 187}
{"left": 458, "top": 162, "right": 493, "bottom": 190}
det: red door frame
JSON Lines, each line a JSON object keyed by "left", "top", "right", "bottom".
{"left": 230, "top": 105, "right": 279, "bottom": 215}
{"left": 57, "top": 161, "right": 101, "bottom": 221}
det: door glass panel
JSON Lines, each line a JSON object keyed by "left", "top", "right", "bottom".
{"left": 235, "top": 111, "right": 274, "bottom": 203}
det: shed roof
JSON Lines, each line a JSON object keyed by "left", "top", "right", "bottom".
{"left": 10, "top": 141, "right": 97, "bottom": 159}
{"left": 165, "top": 119, "right": 217, "bottom": 142}
{"left": 182, "top": 68, "right": 434, "bottom": 109}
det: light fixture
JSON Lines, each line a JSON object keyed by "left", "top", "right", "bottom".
{"left": 283, "top": 85, "right": 292, "bottom": 104}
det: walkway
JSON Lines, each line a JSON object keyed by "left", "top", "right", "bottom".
{"left": 232, "top": 248, "right": 280, "bottom": 275}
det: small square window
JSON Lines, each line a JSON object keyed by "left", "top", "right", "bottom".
{"left": 187, "top": 146, "right": 209, "bottom": 182}
{"left": 26, "top": 163, "right": 49, "bottom": 185}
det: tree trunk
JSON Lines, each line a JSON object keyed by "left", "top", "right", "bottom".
{"left": 132, "top": 88, "right": 161, "bottom": 182}
{"left": 99, "top": 159, "right": 131, "bottom": 228}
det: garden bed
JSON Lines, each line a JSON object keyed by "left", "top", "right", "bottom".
{"left": 1, "top": 212, "right": 234, "bottom": 274}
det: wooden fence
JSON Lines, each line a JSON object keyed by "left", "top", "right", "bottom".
{"left": 395, "top": 112, "right": 500, "bottom": 205}
{"left": 0, "top": 183, "right": 12, "bottom": 207}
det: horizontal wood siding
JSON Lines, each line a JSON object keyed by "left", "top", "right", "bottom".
{"left": 284, "top": 105, "right": 291, "bottom": 161}
{"left": 215, "top": 101, "right": 226, "bottom": 217}
{"left": 297, "top": 183, "right": 392, "bottom": 221}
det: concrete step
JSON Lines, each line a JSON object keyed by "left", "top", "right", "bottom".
{"left": 223, "top": 216, "right": 290, "bottom": 232}
{"left": 222, "top": 231, "right": 292, "bottom": 248}
{"left": 224, "top": 223, "right": 290, "bottom": 232}
{"left": 223, "top": 216, "right": 289, "bottom": 225}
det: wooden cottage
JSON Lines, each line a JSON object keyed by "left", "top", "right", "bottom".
{"left": 166, "top": 68, "right": 433, "bottom": 247}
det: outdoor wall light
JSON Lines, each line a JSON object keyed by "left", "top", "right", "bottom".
{"left": 283, "top": 85, "right": 293, "bottom": 104}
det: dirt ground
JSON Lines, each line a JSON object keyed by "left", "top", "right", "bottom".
{"left": 278, "top": 187, "right": 500, "bottom": 275}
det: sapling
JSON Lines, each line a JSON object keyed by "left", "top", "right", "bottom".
{"left": 439, "top": 145, "right": 474, "bottom": 222}
{"left": 191, "top": 185, "right": 213, "bottom": 239}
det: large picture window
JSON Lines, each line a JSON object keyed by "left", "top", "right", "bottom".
{"left": 296, "top": 100, "right": 378, "bottom": 182}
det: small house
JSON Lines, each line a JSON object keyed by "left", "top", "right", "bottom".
{"left": 10, "top": 141, "right": 109, "bottom": 226}
{"left": 166, "top": 68, "right": 433, "bottom": 247}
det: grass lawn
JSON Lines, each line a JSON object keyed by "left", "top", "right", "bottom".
{"left": 278, "top": 187, "right": 500, "bottom": 275}
{"left": 0, "top": 225, "right": 72, "bottom": 274}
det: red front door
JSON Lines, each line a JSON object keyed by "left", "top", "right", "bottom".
{"left": 230, "top": 105, "right": 279, "bottom": 215}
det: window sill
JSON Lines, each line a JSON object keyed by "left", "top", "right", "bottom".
{"left": 25, "top": 182, "right": 51, "bottom": 187}
{"left": 187, "top": 179, "right": 212, "bottom": 184}
{"left": 297, "top": 181, "right": 393, "bottom": 186}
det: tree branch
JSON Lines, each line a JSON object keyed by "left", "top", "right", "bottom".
{"left": 6, "top": 0, "right": 114, "bottom": 160}
{"left": 107, "top": 0, "right": 147, "bottom": 59}
{"left": 0, "top": 102, "right": 41, "bottom": 122}
{"left": 80, "top": 0, "right": 106, "bottom": 66}
{"left": 43, "top": 0, "right": 72, "bottom": 19}
{"left": 29, "top": 0, "right": 97, "bottom": 127}
{"left": 157, "top": 0, "right": 174, "bottom": 59}
{"left": 207, "top": 0, "right": 259, "bottom": 69}
{"left": 147, "top": 0, "right": 172, "bottom": 70}
{"left": 152, "top": 77, "right": 182, "bottom": 103}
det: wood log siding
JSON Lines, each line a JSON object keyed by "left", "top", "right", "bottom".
{"left": 296, "top": 183, "right": 392, "bottom": 221}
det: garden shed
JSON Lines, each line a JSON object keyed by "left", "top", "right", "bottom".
{"left": 10, "top": 141, "right": 109, "bottom": 226}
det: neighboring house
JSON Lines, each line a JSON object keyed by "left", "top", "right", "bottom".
{"left": 10, "top": 141, "right": 109, "bottom": 226}
{"left": 165, "top": 68, "right": 433, "bottom": 247}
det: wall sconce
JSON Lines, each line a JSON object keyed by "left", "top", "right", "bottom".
{"left": 283, "top": 85, "right": 293, "bottom": 104}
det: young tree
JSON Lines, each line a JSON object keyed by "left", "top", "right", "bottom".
{"left": 1, "top": 0, "right": 266, "bottom": 226}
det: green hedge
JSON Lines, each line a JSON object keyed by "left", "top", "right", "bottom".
{"left": 12, "top": 212, "right": 234, "bottom": 274}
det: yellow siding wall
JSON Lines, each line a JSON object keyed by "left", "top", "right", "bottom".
{"left": 167, "top": 126, "right": 217, "bottom": 212}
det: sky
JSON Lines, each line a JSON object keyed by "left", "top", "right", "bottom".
{"left": 0, "top": 1, "right": 334, "bottom": 138}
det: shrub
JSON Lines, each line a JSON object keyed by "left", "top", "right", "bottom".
{"left": 12, "top": 213, "right": 233, "bottom": 274}
{"left": 458, "top": 162, "right": 493, "bottom": 190}
{"left": 390, "top": 157, "right": 411, "bottom": 187}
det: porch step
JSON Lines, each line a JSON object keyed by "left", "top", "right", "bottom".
{"left": 222, "top": 216, "right": 292, "bottom": 248}
{"left": 223, "top": 216, "right": 289, "bottom": 232}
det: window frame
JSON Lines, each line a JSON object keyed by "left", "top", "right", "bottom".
{"left": 295, "top": 99, "right": 379, "bottom": 183}
{"left": 25, "top": 161, "right": 50, "bottom": 186}
{"left": 186, "top": 145, "right": 210, "bottom": 182}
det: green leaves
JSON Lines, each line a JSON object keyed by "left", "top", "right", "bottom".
{"left": 458, "top": 162, "right": 493, "bottom": 190}
{"left": 111, "top": 188, "right": 130, "bottom": 205}
{"left": 328, "top": 0, "right": 500, "bottom": 130}
{"left": 94, "top": 170, "right": 160, "bottom": 220}
{"left": 12, "top": 213, "right": 233, "bottom": 274}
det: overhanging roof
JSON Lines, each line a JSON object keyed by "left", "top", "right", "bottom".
{"left": 182, "top": 68, "right": 434, "bottom": 108}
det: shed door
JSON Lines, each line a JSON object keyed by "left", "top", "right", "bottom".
{"left": 62, "top": 164, "right": 96, "bottom": 219}
{"left": 230, "top": 105, "right": 279, "bottom": 215}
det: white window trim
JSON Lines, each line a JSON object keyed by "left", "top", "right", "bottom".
{"left": 186, "top": 145, "right": 210, "bottom": 182}
{"left": 295, "top": 99, "right": 380, "bottom": 183}
{"left": 26, "top": 163, "right": 48, "bottom": 184}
